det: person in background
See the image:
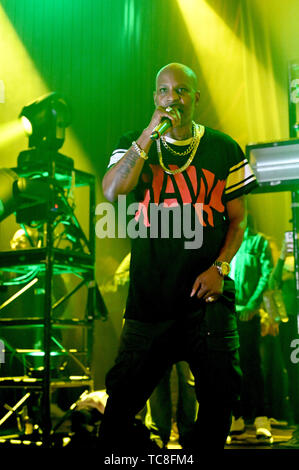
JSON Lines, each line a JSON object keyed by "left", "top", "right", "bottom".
{"left": 269, "top": 234, "right": 299, "bottom": 425}
{"left": 228, "top": 214, "right": 273, "bottom": 442}
{"left": 145, "top": 361, "right": 198, "bottom": 449}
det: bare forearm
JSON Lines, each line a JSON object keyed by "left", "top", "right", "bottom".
{"left": 102, "top": 129, "right": 153, "bottom": 202}
{"left": 102, "top": 147, "right": 143, "bottom": 202}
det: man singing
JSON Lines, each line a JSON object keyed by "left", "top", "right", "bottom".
{"left": 100, "top": 62, "right": 258, "bottom": 456}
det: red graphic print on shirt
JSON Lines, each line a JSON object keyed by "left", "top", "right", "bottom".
{"left": 135, "top": 164, "right": 226, "bottom": 227}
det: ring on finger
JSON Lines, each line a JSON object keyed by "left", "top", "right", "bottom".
{"left": 206, "top": 296, "right": 215, "bottom": 303}
{"left": 165, "top": 106, "right": 173, "bottom": 112}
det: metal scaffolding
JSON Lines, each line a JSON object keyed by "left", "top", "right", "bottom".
{"left": 0, "top": 151, "right": 100, "bottom": 447}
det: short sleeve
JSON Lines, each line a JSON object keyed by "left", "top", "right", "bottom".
{"left": 107, "top": 131, "right": 139, "bottom": 168}
{"left": 224, "top": 141, "right": 258, "bottom": 201}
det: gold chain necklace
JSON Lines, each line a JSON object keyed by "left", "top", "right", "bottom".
{"left": 161, "top": 121, "right": 196, "bottom": 156}
{"left": 156, "top": 124, "right": 205, "bottom": 175}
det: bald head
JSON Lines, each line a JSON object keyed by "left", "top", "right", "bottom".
{"left": 154, "top": 62, "right": 200, "bottom": 129}
{"left": 155, "top": 63, "right": 198, "bottom": 92}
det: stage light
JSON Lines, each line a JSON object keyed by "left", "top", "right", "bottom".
{"left": 0, "top": 168, "right": 19, "bottom": 222}
{"left": 0, "top": 168, "right": 50, "bottom": 223}
{"left": 0, "top": 93, "right": 73, "bottom": 224}
{"left": 21, "top": 116, "right": 33, "bottom": 136}
{"left": 19, "top": 92, "right": 70, "bottom": 150}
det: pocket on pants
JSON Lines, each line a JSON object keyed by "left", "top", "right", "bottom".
{"left": 204, "top": 290, "right": 239, "bottom": 351}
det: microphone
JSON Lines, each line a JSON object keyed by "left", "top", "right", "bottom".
{"left": 150, "top": 118, "right": 172, "bottom": 140}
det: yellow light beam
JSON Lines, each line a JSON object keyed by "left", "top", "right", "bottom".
{"left": 0, "top": 119, "right": 27, "bottom": 149}
{"left": 175, "top": 0, "right": 286, "bottom": 143}
{"left": 0, "top": 4, "right": 95, "bottom": 176}
{"left": 175, "top": 0, "right": 245, "bottom": 134}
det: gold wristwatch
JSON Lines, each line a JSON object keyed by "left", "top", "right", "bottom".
{"left": 213, "top": 260, "right": 230, "bottom": 277}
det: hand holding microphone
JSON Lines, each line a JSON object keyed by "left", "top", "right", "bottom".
{"left": 150, "top": 106, "right": 181, "bottom": 140}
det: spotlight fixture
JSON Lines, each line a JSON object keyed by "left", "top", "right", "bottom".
{"left": 19, "top": 92, "right": 70, "bottom": 150}
{"left": 0, "top": 168, "right": 19, "bottom": 222}
{"left": 0, "top": 93, "right": 73, "bottom": 224}
{"left": 0, "top": 168, "right": 49, "bottom": 223}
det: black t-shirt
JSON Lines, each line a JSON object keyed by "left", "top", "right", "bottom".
{"left": 107, "top": 125, "right": 258, "bottom": 322}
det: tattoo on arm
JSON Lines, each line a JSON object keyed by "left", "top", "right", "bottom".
{"left": 117, "top": 148, "right": 140, "bottom": 181}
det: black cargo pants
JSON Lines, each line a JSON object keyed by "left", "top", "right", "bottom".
{"left": 99, "top": 281, "right": 242, "bottom": 455}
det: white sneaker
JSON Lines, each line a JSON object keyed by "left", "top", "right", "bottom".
{"left": 230, "top": 416, "right": 245, "bottom": 434}
{"left": 254, "top": 416, "right": 273, "bottom": 442}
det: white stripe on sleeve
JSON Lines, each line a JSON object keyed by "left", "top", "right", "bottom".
{"left": 107, "top": 149, "right": 127, "bottom": 168}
